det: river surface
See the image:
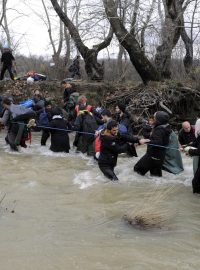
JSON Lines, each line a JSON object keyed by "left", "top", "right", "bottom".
{"left": 0, "top": 131, "right": 199, "bottom": 270}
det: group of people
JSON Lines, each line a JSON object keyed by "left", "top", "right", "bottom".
{"left": 0, "top": 81, "right": 200, "bottom": 195}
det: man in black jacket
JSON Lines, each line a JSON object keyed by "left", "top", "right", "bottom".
{"left": 0, "top": 47, "right": 15, "bottom": 80}
{"left": 178, "top": 121, "right": 195, "bottom": 147}
{"left": 98, "top": 120, "right": 149, "bottom": 181}
{"left": 134, "top": 111, "right": 171, "bottom": 177}
{"left": 61, "top": 80, "right": 76, "bottom": 120}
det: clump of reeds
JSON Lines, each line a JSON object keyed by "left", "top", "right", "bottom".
{"left": 123, "top": 185, "right": 176, "bottom": 230}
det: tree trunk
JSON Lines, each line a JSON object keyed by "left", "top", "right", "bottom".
{"left": 154, "top": 0, "right": 183, "bottom": 78}
{"left": 103, "top": 0, "right": 160, "bottom": 84}
{"left": 181, "top": 26, "right": 193, "bottom": 74}
{"left": 50, "top": 0, "right": 113, "bottom": 81}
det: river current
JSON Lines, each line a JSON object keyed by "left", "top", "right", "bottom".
{"left": 0, "top": 131, "right": 199, "bottom": 270}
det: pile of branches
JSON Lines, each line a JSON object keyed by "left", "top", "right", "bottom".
{"left": 0, "top": 80, "right": 60, "bottom": 103}
{"left": 104, "top": 82, "right": 200, "bottom": 126}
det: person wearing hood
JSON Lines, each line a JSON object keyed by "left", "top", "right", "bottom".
{"left": 186, "top": 118, "right": 200, "bottom": 193}
{"left": 46, "top": 107, "right": 71, "bottom": 153}
{"left": 115, "top": 103, "right": 133, "bottom": 135}
{"left": 98, "top": 120, "right": 149, "bottom": 181}
{"left": 134, "top": 111, "right": 171, "bottom": 177}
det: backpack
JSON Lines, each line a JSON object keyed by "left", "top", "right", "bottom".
{"left": 64, "top": 96, "right": 76, "bottom": 112}
{"left": 82, "top": 112, "right": 98, "bottom": 142}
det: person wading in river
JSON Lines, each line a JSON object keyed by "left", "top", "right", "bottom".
{"left": 134, "top": 111, "right": 171, "bottom": 177}
{"left": 98, "top": 120, "right": 149, "bottom": 181}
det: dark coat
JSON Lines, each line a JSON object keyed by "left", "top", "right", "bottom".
{"left": 98, "top": 133, "right": 139, "bottom": 167}
{"left": 147, "top": 124, "right": 171, "bottom": 161}
{"left": 178, "top": 128, "right": 195, "bottom": 146}
{"left": 48, "top": 118, "right": 70, "bottom": 153}
{"left": 63, "top": 88, "right": 75, "bottom": 103}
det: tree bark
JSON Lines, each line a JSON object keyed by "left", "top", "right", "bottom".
{"left": 181, "top": 25, "right": 193, "bottom": 74}
{"left": 103, "top": 0, "right": 160, "bottom": 84}
{"left": 50, "top": 0, "right": 113, "bottom": 80}
{"left": 154, "top": 0, "right": 183, "bottom": 78}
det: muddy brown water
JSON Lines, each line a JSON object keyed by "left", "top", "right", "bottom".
{"left": 0, "top": 131, "right": 199, "bottom": 270}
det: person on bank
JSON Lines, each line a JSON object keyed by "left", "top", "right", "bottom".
{"left": 61, "top": 80, "right": 76, "bottom": 120}
{"left": 68, "top": 56, "right": 81, "bottom": 79}
{"left": 98, "top": 120, "right": 149, "bottom": 181}
{"left": 178, "top": 121, "right": 195, "bottom": 147}
{"left": 0, "top": 46, "right": 16, "bottom": 81}
{"left": 134, "top": 111, "right": 171, "bottom": 177}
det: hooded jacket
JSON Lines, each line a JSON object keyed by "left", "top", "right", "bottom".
{"left": 147, "top": 111, "right": 171, "bottom": 161}
{"left": 98, "top": 132, "right": 139, "bottom": 167}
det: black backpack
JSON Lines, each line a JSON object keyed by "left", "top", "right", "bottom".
{"left": 82, "top": 112, "right": 98, "bottom": 142}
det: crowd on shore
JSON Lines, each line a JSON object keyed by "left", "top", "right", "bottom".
{"left": 0, "top": 80, "right": 200, "bottom": 195}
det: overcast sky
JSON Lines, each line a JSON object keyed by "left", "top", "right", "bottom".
{"left": 6, "top": 0, "right": 54, "bottom": 58}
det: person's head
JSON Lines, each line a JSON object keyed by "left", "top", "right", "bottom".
{"left": 2, "top": 98, "right": 12, "bottom": 109}
{"left": 106, "top": 120, "right": 118, "bottom": 136}
{"left": 78, "top": 95, "right": 87, "bottom": 106}
{"left": 154, "top": 111, "right": 169, "bottom": 125}
{"left": 51, "top": 107, "right": 63, "bottom": 117}
{"left": 101, "top": 109, "right": 112, "bottom": 123}
{"left": 61, "top": 80, "right": 72, "bottom": 89}
{"left": 182, "top": 121, "right": 191, "bottom": 133}
{"left": 148, "top": 115, "right": 155, "bottom": 125}
{"left": 115, "top": 103, "right": 126, "bottom": 114}
{"left": 44, "top": 101, "right": 52, "bottom": 111}
{"left": 34, "top": 89, "right": 40, "bottom": 96}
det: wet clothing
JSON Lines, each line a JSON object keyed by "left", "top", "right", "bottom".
{"left": 7, "top": 110, "right": 35, "bottom": 150}
{"left": 162, "top": 131, "right": 184, "bottom": 174}
{"left": 0, "top": 51, "right": 15, "bottom": 80}
{"left": 134, "top": 111, "right": 171, "bottom": 177}
{"left": 47, "top": 116, "right": 70, "bottom": 153}
{"left": 98, "top": 133, "right": 139, "bottom": 180}
{"left": 141, "top": 122, "right": 153, "bottom": 139}
{"left": 73, "top": 111, "right": 98, "bottom": 156}
{"left": 39, "top": 109, "right": 53, "bottom": 146}
{"left": 189, "top": 136, "right": 200, "bottom": 193}
{"left": 178, "top": 128, "right": 195, "bottom": 146}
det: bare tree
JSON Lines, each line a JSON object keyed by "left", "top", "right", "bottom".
{"left": 50, "top": 0, "right": 113, "bottom": 80}
{"left": 154, "top": 0, "right": 193, "bottom": 78}
{"left": 103, "top": 0, "right": 160, "bottom": 84}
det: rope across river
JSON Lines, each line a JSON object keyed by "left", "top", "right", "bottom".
{"left": 12, "top": 120, "right": 182, "bottom": 152}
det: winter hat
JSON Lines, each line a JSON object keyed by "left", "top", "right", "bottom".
{"left": 154, "top": 111, "right": 169, "bottom": 125}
